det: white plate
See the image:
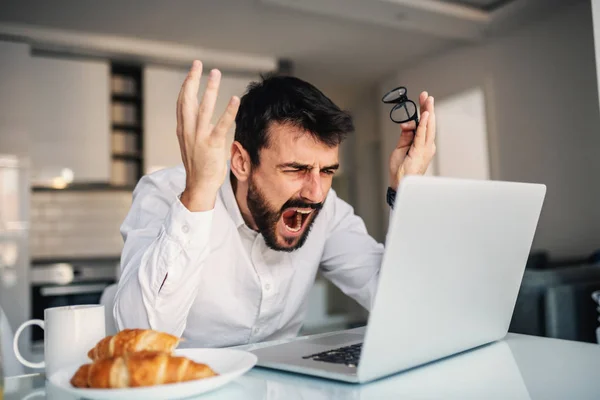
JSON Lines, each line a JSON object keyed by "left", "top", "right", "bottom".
{"left": 47, "top": 348, "right": 257, "bottom": 400}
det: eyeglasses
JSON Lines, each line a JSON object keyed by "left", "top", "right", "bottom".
{"left": 381, "top": 86, "right": 419, "bottom": 125}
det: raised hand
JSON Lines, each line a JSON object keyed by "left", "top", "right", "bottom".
{"left": 388, "top": 91, "right": 437, "bottom": 190}
{"left": 177, "top": 60, "right": 240, "bottom": 211}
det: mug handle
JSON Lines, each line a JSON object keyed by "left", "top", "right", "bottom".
{"left": 13, "top": 319, "right": 46, "bottom": 369}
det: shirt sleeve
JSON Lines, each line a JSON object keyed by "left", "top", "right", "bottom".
{"left": 319, "top": 190, "right": 385, "bottom": 311}
{"left": 113, "top": 167, "right": 214, "bottom": 337}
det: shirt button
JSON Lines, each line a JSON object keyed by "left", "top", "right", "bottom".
{"left": 264, "top": 283, "right": 271, "bottom": 291}
{"left": 182, "top": 224, "right": 189, "bottom": 234}
{"left": 252, "top": 327, "right": 259, "bottom": 335}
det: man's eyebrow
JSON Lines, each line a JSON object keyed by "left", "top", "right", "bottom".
{"left": 277, "top": 162, "right": 311, "bottom": 169}
{"left": 321, "top": 164, "right": 340, "bottom": 171}
{"left": 277, "top": 162, "right": 340, "bottom": 171}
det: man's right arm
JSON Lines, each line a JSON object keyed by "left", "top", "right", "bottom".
{"left": 113, "top": 170, "right": 214, "bottom": 337}
{"left": 113, "top": 60, "right": 240, "bottom": 337}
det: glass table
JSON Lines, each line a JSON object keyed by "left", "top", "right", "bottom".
{"left": 4, "top": 333, "right": 600, "bottom": 399}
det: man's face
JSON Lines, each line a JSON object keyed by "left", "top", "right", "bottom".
{"left": 247, "top": 122, "right": 340, "bottom": 252}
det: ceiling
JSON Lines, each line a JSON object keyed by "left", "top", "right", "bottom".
{"left": 0, "top": 0, "right": 575, "bottom": 106}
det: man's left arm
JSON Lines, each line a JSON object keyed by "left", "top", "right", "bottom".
{"left": 320, "top": 90, "right": 437, "bottom": 311}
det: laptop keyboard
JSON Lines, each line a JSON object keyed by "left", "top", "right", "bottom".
{"left": 302, "top": 343, "right": 362, "bottom": 367}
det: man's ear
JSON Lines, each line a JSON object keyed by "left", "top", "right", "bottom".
{"left": 230, "top": 141, "right": 252, "bottom": 182}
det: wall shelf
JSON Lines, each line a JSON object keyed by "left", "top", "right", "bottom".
{"left": 110, "top": 63, "right": 144, "bottom": 187}
{"left": 112, "top": 153, "right": 141, "bottom": 161}
{"left": 111, "top": 123, "right": 141, "bottom": 132}
{"left": 111, "top": 94, "right": 141, "bottom": 102}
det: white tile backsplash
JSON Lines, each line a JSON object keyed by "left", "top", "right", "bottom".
{"left": 30, "top": 190, "right": 132, "bottom": 259}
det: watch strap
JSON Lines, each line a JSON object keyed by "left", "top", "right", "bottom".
{"left": 386, "top": 186, "right": 397, "bottom": 209}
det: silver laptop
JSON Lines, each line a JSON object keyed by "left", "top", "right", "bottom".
{"left": 250, "top": 175, "right": 546, "bottom": 383}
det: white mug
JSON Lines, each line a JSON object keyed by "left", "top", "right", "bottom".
{"left": 13, "top": 305, "right": 105, "bottom": 377}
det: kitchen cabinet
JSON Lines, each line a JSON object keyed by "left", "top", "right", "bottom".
{"left": 0, "top": 40, "right": 31, "bottom": 157}
{"left": 29, "top": 55, "right": 110, "bottom": 186}
{"left": 0, "top": 40, "right": 32, "bottom": 358}
{"left": 143, "top": 65, "right": 259, "bottom": 174}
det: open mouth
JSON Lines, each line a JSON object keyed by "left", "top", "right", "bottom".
{"left": 281, "top": 208, "right": 314, "bottom": 233}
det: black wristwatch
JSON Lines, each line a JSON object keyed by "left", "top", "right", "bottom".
{"left": 386, "top": 186, "right": 397, "bottom": 209}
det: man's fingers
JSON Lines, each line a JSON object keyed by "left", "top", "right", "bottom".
{"left": 177, "top": 61, "right": 203, "bottom": 164}
{"left": 400, "top": 120, "right": 417, "bottom": 131}
{"left": 182, "top": 60, "right": 203, "bottom": 106}
{"left": 176, "top": 79, "right": 184, "bottom": 132}
{"left": 419, "top": 91, "right": 428, "bottom": 113}
{"left": 395, "top": 130, "right": 414, "bottom": 149}
{"left": 197, "top": 69, "right": 222, "bottom": 136}
{"left": 211, "top": 96, "right": 240, "bottom": 144}
{"left": 176, "top": 67, "right": 187, "bottom": 136}
{"left": 425, "top": 97, "right": 436, "bottom": 146}
{"left": 176, "top": 128, "right": 188, "bottom": 165}
{"left": 180, "top": 61, "right": 203, "bottom": 137}
{"left": 413, "top": 111, "right": 429, "bottom": 148}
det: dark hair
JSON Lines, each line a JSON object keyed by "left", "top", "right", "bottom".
{"left": 234, "top": 75, "right": 354, "bottom": 166}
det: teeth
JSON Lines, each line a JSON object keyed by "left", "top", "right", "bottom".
{"left": 296, "top": 209, "right": 313, "bottom": 214}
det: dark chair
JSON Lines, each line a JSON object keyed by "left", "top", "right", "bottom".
{"left": 509, "top": 263, "right": 600, "bottom": 343}
{"left": 544, "top": 282, "right": 600, "bottom": 342}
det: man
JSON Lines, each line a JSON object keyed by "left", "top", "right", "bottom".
{"left": 114, "top": 60, "right": 436, "bottom": 347}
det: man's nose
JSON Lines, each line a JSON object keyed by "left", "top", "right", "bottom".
{"left": 300, "top": 170, "right": 324, "bottom": 204}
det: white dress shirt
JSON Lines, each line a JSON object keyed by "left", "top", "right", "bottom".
{"left": 114, "top": 164, "right": 384, "bottom": 347}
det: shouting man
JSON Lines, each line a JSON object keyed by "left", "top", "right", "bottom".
{"left": 114, "top": 61, "right": 436, "bottom": 346}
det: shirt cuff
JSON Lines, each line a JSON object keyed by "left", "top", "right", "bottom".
{"left": 164, "top": 196, "right": 214, "bottom": 249}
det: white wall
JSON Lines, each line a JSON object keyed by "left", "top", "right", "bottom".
{"left": 435, "top": 87, "right": 490, "bottom": 180}
{"left": 348, "top": 86, "right": 385, "bottom": 242}
{"left": 379, "top": 1, "right": 600, "bottom": 257}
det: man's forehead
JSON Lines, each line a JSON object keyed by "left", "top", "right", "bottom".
{"left": 266, "top": 121, "right": 314, "bottom": 144}
{"left": 263, "top": 122, "right": 339, "bottom": 164}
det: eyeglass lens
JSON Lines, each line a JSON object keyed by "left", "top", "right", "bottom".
{"left": 383, "top": 87, "right": 407, "bottom": 103}
{"left": 391, "top": 101, "right": 417, "bottom": 123}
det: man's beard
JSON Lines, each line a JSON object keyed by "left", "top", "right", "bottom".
{"left": 246, "top": 175, "right": 323, "bottom": 252}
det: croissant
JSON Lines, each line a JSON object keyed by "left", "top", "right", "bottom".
{"left": 87, "top": 329, "right": 180, "bottom": 361}
{"left": 71, "top": 351, "right": 217, "bottom": 388}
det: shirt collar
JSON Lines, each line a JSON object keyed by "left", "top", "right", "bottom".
{"left": 220, "top": 164, "right": 246, "bottom": 229}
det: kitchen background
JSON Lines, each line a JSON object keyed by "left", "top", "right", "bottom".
{"left": 2, "top": 0, "right": 600, "bottom": 372}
